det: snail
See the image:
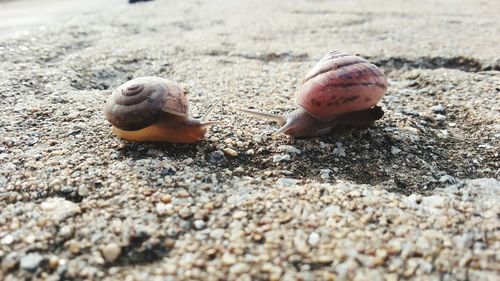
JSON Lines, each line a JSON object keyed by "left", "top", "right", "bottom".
{"left": 103, "top": 76, "right": 220, "bottom": 143}
{"left": 237, "top": 50, "right": 387, "bottom": 138}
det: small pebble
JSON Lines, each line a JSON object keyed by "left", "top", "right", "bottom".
{"left": 1, "top": 235, "right": 13, "bottom": 245}
{"left": 59, "top": 225, "right": 73, "bottom": 237}
{"left": 230, "top": 263, "right": 251, "bottom": 275}
{"left": 308, "top": 232, "right": 320, "bottom": 246}
{"left": 194, "top": 220, "right": 206, "bottom": 230}
{"left": 319, "top": 169, "right": 333, "bottom": 180}
{"left": 78, "top": 186, "right": 89, "bottom": 197}
{"left": 210, "top": 150, "right": 227, "bottom": 164}
{"left": 278, "top": 145, "right": 301, "bottom": 155}
{"left": 1, "top": 252, "right": 19, "bottom": 270}
{"left": 222, "top": 253, "right": 237, "bottom": 265}
{"left": 272, "top": 154, "right": 290, "bottom": 162}
{"left": 223, "top": 147, "right": 239, "bottom": 157}
{"left": 439, "top": 175, "right": 457, "bottom": 184}
{"left": 20, "top": 253, "right": 44, "bottom": 272}
{"left": 435, "top": 114, "right": 446, "bottom": 121}
{"left": 142, "top": 188, "right": 155, "bottom": 196}
{"left": 48, "top": 256, "right": 60, "bottom": 270}
{"left": 178, "top": 207, "right": 191, "bottom": 218}
{"left": 233, "top": 211, "right": 247, "bottom": 219}
{"left": 431, "top": 105, "right": 445, "bottom": 114}
{"left": 41, "top": 198, "right": 81, "bottom": 222}
{"left": 391, "top": 146, "right": 401, "bottom": 155}
{"left": 176, "top": 190, "right": 190, "bottom": 198}
{"left": 160, "top": 194, "right": 172, "bottom": 203}
{"left": 156, "top": 203, "right": 170, "bottom": 216}
{"left": 333, "top": 146, "right": 346, "bottom": 157}
{"left": 210, "top": 228, "right": 225, "bottom": 240}
{"left": 68, "top": 241, "right": 81, "bottom": 254}
{"left": 276, "top": 178, "right": 299, "bottom": 187}
{"left": 101, "top": 243, "right": 121, "bottom": 263}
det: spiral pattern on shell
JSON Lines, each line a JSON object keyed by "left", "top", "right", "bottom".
{"left": 103, "top": 76, "right": 189, "bottom": 131}
{"left": 296, "top": 50, "right": 387, "bottom": 121}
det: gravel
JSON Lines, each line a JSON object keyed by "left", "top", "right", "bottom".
{"left": 1, "top": 0, "right": 499, "bottom": 280}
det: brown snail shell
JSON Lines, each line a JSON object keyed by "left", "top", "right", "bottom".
{"left": 104, "top": 76, "right": 188, "bottom": 131}
{"left": 103, "top": 76, "right": 220, "bottom": 143}
{"left": 297, "top": 50, "right": 387, "bottom": 121}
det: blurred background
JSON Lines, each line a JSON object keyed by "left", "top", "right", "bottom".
{"left": 0, "top": 0, "right": 147, "bottom": 35}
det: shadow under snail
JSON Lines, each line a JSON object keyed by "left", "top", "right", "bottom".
{"left": 103, "top": 76, "right": 220, "bottom": 143}
{"left": 237, "top": 50, "right": 388, "bottom": 138}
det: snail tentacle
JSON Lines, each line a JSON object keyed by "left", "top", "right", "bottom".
{"left": 199, "top": 121, "right": 223, "bottom": 129}
{"left": 201, "top": 99, "right": 222, "bottom": 122}
{"left": 198, "top": 98, "right": 224, "bottom": 129}
{"left": 235, "top": 108, "right": 286, "bottom": 126}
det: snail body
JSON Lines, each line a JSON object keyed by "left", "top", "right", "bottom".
{"left": 238, "top": 50, "right": 387, "bottom": 138}
{"left": 103, "top": 76, "right": 220, "bottom": 143}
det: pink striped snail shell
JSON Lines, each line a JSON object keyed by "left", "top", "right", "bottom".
{"left": 238, "top": 50, "right": 387, "bottom": 138}
{"left": 103, "top": 76, "right": 220, "bottom": 143}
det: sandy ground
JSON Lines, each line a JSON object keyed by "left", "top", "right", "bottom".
{"left": 0, "top": 0, "right": 499, "bottom": 280}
